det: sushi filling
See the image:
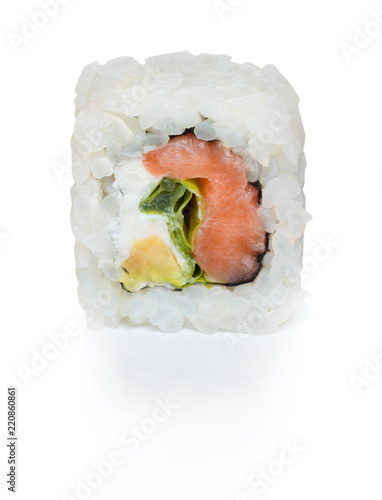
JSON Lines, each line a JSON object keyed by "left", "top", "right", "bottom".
{"left": 120, "top": 133, "right": 268, "bottom": 292}
{"left": 120, "top": 178, "right": 205, "bottom": 292}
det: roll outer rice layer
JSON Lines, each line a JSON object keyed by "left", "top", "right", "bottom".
{"left": 71, "top": 52, "right": 309, "bottom": 333}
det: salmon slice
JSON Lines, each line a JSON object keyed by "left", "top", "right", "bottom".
{"left": 142, "top": 133, "right": 267, "bottom": 284}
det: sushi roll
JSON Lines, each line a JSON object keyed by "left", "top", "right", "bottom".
{"left": 71, "top": 52, "right": 309, "bottom": 333}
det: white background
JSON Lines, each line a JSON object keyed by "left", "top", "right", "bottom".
{"left": 1, "top": 0, "right": 382, "bottom": 499}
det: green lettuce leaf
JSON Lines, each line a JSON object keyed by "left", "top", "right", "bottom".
{"left": 139, "top": 177, "right": 206, "bottom": 287}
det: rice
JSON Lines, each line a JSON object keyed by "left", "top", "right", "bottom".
{"left": 71, "top": 51, "right": 309, "bottom": 334}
